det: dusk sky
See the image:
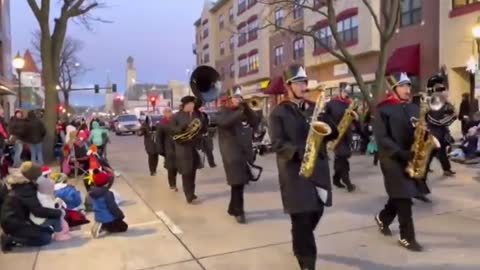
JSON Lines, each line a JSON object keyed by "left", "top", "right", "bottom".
{"left": 11, "top": 0, "right": 205, "bottom": 106}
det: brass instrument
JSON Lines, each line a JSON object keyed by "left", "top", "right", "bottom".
{"left": 327, "top": 100, "right": 358, "bottom": 151}
{"left": 299, "top": 91, "right": 332, "bottom": 178}
{"left": 405, "top": 95, "right": 440, "bottom": 179}
{"left": 173, "top": 118, "right": 202, "bottom": 143}
{"left": 246, "top": 96, "right": 264, "bottom": 111}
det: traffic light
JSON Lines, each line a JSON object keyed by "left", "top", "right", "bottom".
{"left": 58, "top": 105, "right": 64, "bottom": 112}
{"left": 94, "top": 84, "right": 100, "bottom": 94}
{"left": 112, "top": 84, "right": 117, "bottom": 93}
{"left": 150, "top": 96, "right": 156, "bottom": 107}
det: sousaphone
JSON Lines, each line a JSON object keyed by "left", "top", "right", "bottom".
{"left": 190, "top": 65, "right": 222, "bottom": 103}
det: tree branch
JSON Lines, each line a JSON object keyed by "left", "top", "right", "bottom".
{"left": 361, "top": 0, "right": 381, "bottom": 34}
{"left": 26, "top": 0, "right": 42, "bottom": 22}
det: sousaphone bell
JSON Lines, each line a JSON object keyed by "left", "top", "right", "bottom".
{"left": 190, "top": 65, "right": 222, "bottom": 103}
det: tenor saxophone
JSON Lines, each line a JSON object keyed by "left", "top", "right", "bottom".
{"left": 299, "top": 91, "right": 332, "bottom": 178}
{"left": 405, "top": 96, "right": 440, "bottom": 179}
{"left": 327, "top": 100, "right": 357, "bottom": 151}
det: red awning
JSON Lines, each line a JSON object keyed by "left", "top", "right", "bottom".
{"left": 264, "top": 76, "right": 286, "bottom": 95}
{"left": 386, "top": 44, "right": 420, "bottom": 75}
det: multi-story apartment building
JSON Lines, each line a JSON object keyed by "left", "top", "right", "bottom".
{"left": 304, "top": 0, "right": 440, "bottom": 100}
{"left": 0, "top": 0, "right": 14, "bottom": 118}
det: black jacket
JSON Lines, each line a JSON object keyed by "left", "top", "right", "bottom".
{"left": 140, "top": 123, "right": 158, "bottom": 155}
{"left": 325, "top": 98, "right": 353, "bottom": 157}
{"left": 217, "top": 105, "right": 259, "bottom": 186}
{"left": 1, "top": 183, "right": 62, "bottom": 235}
{"left": 374, "top": 99, "right": 423, "bottom": 199}
{"left": 156, "top": 119, "right": 177, "bottom": 170}
{"left": 8, "top": 117, "right": 28, "bottom": 142}
{"left": 269, "top": 100, "right": 338, "bottom": 214}
{"left": 426, "top": 102, "right": 456, "bottom": 145}
{"left": 459, "top": 99, "right": 470, "bottom": 121}
{"left": 170, "top": 111, "right": 206, "bottom": 174}
{"left": 23, "top": 113, "right": 46, "bottom": 144}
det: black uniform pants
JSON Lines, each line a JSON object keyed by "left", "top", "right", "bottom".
{"left": 428, "top": 143, "right": 451, "bottom": 172}
{"left": 103, "top": 219, "right": 128, "bottom": 233}
{"left": 379, "top": 198, "right": 415, "bottom": 241}
{"left": 290, "top": 208, "right": 324, "bottom": 270}
{"left": 205, "top": 149, "right": 216, "bottom": 167}
{"left": 167, "top": 168, "right": 178, "bottom": 188}
{"left": 228, "top": 185, "right": 245, "bottom": 216}
{"left": 148, "top": 153, "right": 159, "bottom": 174}
{"left": 333, "top": 156, "right": 353, "bottom": 186}
{"left": 182, "top": 170, "right": 197, "bottom": 201}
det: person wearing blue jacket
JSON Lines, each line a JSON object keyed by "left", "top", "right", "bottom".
{"left": 89, "top": 169, "right": 127, "bottom": 238}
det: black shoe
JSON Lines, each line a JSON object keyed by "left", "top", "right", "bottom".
{"left": 150, "top": 172, "right": 156, "bottom": 176}
{"left": 333, "top": 178, "right": 345, "bottom": 189}
{"left": 209, "top": 163, "right": 217, "bottom": 168}
{"left": 398, "top": 239, "right": 423, "bottom": 252}
{"left": 235, "top": 215, "right": 246, "bottom": 224}
{"left": 187, "top": 195, "right": 198, "bottom": 204}
{"left": 297, "top": 256, "right": 316, "bottom": 270}
{"left": 443, "top": 170, "right": 456, "bottom": 177}
{"left": 170, "top": 186, "right": 178, "bottom": 192}
{"left": 374, "top": 214, "right": 392, "bottom": 236}
{"left": 347, "top": 184, "right": 356, "bottom": 193}
{"left": 1, "top": 234, "right": 14, "bottom": 253}
{"left": 414, "top": 195, "right": 432, "bottom": 203}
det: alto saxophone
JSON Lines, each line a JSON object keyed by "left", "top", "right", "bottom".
{"left": 327, "top": 100, "right": 358, "bottom": 151}
{"left": 299, "top": 91, "right": 332, "bottom": 178}
{"left": 405, "top": 96, "right": 440, "bottom": 179}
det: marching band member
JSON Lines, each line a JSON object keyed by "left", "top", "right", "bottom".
{"left": 170, "top": 96, "right": 206, "bottom": 204}
{"left": 198, "top": 107, "right": 217, "bottom": 168}
{"left": 325, "top": 82, "right": 356, "bottom": 192}
{"left": 216, "top": 87, "right": 259, "bottom": 224}
{"left": 425, "top": 74, "right": 456, "bottom": 177}
{"left": 156, "top": 107, "right": 178, "bottom": 191}
{"left": 269, "top": 65, "right": 338, "bottom": 270}
{"left": 374, "top": 72, "right": 423, "bottom": 252}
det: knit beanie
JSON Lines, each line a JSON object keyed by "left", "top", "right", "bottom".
{"left": 20, "top": 161, "right": 42, "bottom": 182}
{"left": 93, "top": 169, "right": 110, "bottom": 187}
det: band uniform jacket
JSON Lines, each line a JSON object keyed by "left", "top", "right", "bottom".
{"left": 269, "top": 100, "right": 339, "bottom": 214}
{"left": 200, "top": 112, "right": 214, "bottom": 153}
{"left": 325, "top": 97, "right": 353, "bottom": 157}
{"left": 169, "top": 111, "right": 206, "bottom": 175}
{"left": 374, "top": 97, "right": 423, "bottom": 199}
{"left": 217, "top": 105, "right": 260, "bottom": 186}
{"left": 156, "top": 120, "right": 176, "bottom": 170}
{"left": 426, "top": 102, "right": 456, "bottom": 145}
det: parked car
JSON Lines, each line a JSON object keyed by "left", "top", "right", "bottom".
{"left": 113, "top": 114, "right": 141, "bottom": 135}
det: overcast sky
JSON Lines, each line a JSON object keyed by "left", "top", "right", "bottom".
{"left": 11, "top": 0, "right": 204, "bottom": 106}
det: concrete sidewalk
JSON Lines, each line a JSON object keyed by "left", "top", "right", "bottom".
{"left": 1, "top": 135, "right": 480, "bottom": 270}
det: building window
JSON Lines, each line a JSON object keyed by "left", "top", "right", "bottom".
{"left": 220, "top": 41, "right": 225, "bottom": 56}
{"left": 229, "top": 6, "right": 234, "bottom": 22}
{"left": 293, "top": 0, "right": 304, "bottom": 19}
{"left": 400, "top": 0, "right": 422, "bottom": 27}
{"left": 238, "top": 0, "right": 247, "bottom": 14}
{"left": 239, "top": 57, "right": 248, "bottom": 77}
{"left": 293, "top": 38, "right": 304, "bottom": 59}
{"left": 203, "top": 24, "right": 209, "bottom": 39}
{"left": 452, "top": 0, "right": 480, "bottom": 8}
{"left": 219, "top": 15, "right": 224, "bottom": 29}
{"left": 337, "top": 15, "right": 358, "bottom": 43}
{"left": 314, "top": 26, "right": 333, "bottom": 50}
{"left": 248, "top": 53, "right": 259, "bottom": 73}
{"left": 248, "top": 18, "right": 259, "bottom": 41}
{"left": 204, "top": 51, "right": 210, "bottom": 63}
{"left": 275, "top": 8, "right": 284, "bottom": 26}
{"left": 230, "top": 64, "right": 235, "bottom": 78}
{"left": 238, "top": 24, "right": 247, "bottom": 46}
{"left": 230, "top": 35, "right": 235, "bottom": 50}
{"left": 274, "top": 46, "right": 284, "bottom": 65}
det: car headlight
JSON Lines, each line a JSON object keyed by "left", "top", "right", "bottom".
{"left": 117, "top": 123, "right": 123, "bottom": 128}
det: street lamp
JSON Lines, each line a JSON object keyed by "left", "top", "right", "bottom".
{"left": 12, "top": 51, "right": 25, "bottom": 108}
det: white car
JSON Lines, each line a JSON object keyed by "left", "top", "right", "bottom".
{"left": 113, "top": 114, "right": 141, "bottom": 135}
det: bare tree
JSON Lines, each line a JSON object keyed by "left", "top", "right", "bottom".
{"left": 260, "top": 0, "right": 401, "bottom": 109}
{"left": 32, "top": 33, "right": 89, "bottom": 110}
{"left": 26, "top": 0, "right": 104, "bottom": 162}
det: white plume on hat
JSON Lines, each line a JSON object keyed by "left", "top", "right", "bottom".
{"left": 234, "top": 87, "right": 242, "bottom": 96}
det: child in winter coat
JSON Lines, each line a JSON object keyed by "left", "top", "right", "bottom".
{"left": 89, "top": 169, "right": 127, "bottom": 238}
{"left": 30, "top": 166, "right": 71, "bottom": 241}
{"left": 52, "top": 172, "right": 83, "bottom": 211}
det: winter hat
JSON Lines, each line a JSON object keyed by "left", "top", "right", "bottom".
{"left": 20, "top": 161, "right": 43, "bottom": 182}
{"left": 6, "top": 170, "right": 30, "bottom": 187}
{"left": 87, "top": 144, "right": 97, "bottom": 156}
{"left": 36, "top": 174, "right": 55, "bottom": 195}
{"left": 92, "top": 169, "right": 110, "bottom": 187}
{"left": 41, "top": 165, "right": 51, "bottom": 177}
{"left": 51, "top": 172, "right": 68, "bottom": 184}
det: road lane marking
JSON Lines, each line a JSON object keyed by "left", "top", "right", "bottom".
{"left": 155, "top": 211, "right": 183, "bottom": 235}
